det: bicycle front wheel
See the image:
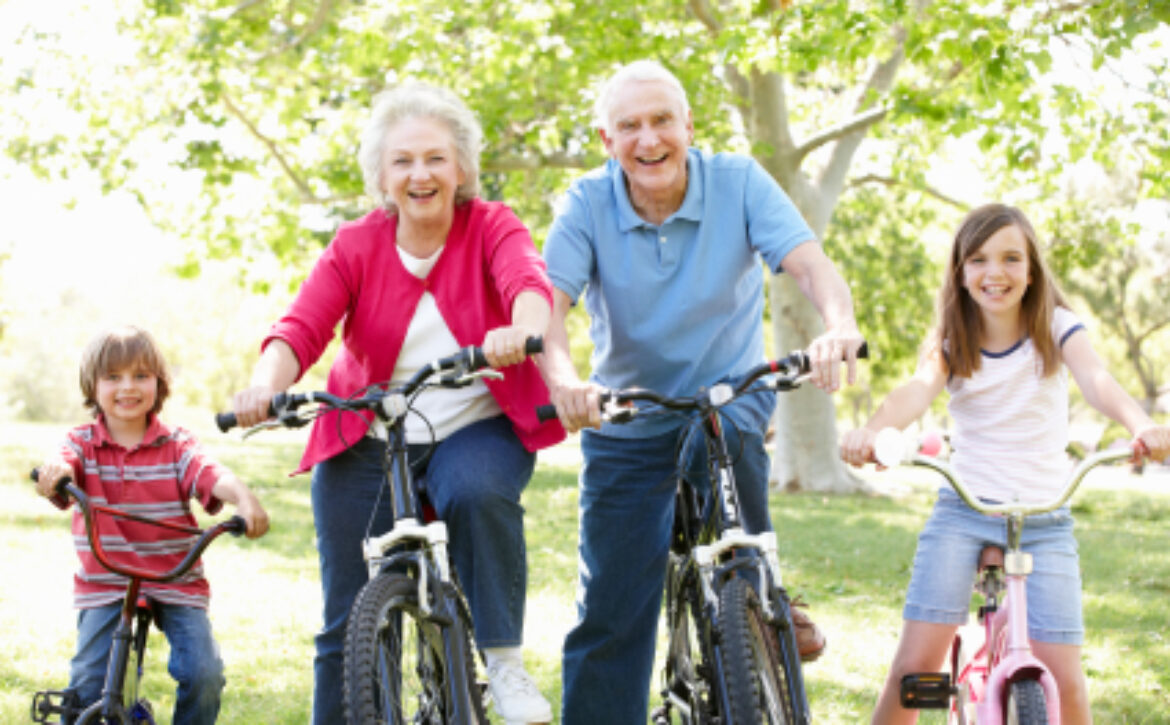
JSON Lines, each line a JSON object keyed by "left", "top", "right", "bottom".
{"left": 717, "top": 577, "right": 806, "bottom": 725}
{"left": 1005, "top": 678, "right": 1048, "bottom": 725}
{"left": 343, "top": 573, "right": 485, "bottom": 724}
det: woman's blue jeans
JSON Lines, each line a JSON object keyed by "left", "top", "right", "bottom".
{"left": 561, "top": 388, "right": 774, "bottom": 724}
{"left": 309, "top": 414, "right": 536, "bottom": 725}
{"left": 69, "top": 602, "right": 224, "bottom": 725}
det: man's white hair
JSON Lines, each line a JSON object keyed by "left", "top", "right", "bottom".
{"left": 593, "top": 60, "right": 690, "bottom": 131}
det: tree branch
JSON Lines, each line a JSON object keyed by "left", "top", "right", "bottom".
{"left": 850, "top": 173, "right": 969, "bottom": 210}
{"left": 220, "top": 92, "right": 348, "bottom": 205}
{"left": 687, "top": 0, "right": 722, "bottom": 34}
{"left": 793, "top": 105, "right": 891, "bottom": 161}
{"left": 254, "top": 0, "right": 334, "bottom": 63}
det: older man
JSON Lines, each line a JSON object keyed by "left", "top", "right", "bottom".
{"left": 540, "top": 60, "right": 865, "bottom": 723}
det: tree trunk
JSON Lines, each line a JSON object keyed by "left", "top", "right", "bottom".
{"left": 768, "top": 274, "right": 867, "bottom": 493}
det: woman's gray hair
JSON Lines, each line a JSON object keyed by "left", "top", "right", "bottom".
{"left": 358, "top": 81, "right": 483, "bottom": 212}
{"left": 593, "top": 60, "right": 691, "bottom": 131}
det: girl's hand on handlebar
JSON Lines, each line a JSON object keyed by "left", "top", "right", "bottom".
{"left": 839, "top": 428, "right": 881, "bottom": 469}
{"left": 232, "top": 385, "right": 278, "bottom": 429}
{"left": 33, "top": 459, "right": 73, "bottom": 498}
{"left": 482, "top": 325, "right": 536, "bottom": 369}
{"left": 1135, "top": 424, "right": 1170, "bottom": 463}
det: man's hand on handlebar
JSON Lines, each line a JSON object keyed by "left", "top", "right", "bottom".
{"left": 549, "top": 380, "right": 605, "bottom": 434}
{"left": 806, "top": 326, "right": 866, "bottom": 393}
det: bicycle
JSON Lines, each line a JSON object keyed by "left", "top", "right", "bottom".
{"left": 215, "top": 341, "right": 541, "bottom": 724}
{"left": 28, "top": 470, "right": 245, "bottom": 725}
{"left": 539, "top": 343, "right": 866, "bottom": 725}
{"left": 873, "top": 428, "right": 1143, "bottom": 725}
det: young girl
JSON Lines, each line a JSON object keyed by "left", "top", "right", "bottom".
{"left": 35, "top": 325, "right": 269, "bottom": 725}
{"left": 839, "top": 203, "right": 1170, "bottom": 725}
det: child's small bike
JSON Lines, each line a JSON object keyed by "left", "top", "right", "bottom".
{"left": 29, "top": 470, "right": 245, "bottom": 725}
{"left": 874, "top": 429, "right": 1141, "bottom": 725}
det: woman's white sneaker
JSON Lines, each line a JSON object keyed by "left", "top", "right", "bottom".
{"left": 486, "top": 659, "right": 553, "bottom": 724}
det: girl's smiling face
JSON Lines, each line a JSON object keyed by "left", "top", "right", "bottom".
{"left": 962, "top": 224, "right": 1032, "bottom": 319}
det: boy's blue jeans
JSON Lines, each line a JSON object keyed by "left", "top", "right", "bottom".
{"left": 69, "top": 602, "right": 224, "bottom": 725}
{"left": 561, "top": 387, "right": 775, "bottom": 724}
{"left": 309, "top": 414, "right": 536, "bottom": 725}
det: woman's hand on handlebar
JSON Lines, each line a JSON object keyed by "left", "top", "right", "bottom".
{"left": 839, "top": 428, "right": 880, "bottom": 469}
{"left": 482, "top": 325, "right": 538, "bottom": 369}
{"left": 232, "top": 385, "right": 279, "bottom": 429}
{"left": 33, "top": 458, "right": 73, "bottom": 498}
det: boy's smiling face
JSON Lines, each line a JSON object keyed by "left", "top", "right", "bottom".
{"left": 95, "top": 364, "right": 158, "bottom": 428}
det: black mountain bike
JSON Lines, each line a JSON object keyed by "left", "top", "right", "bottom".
{"left": 540, "top": 343, "right": 865, "bottom": 724}
{"left": 29, "top": 471, "right": 245, "bottom": 725}
{"left": 217, "top": 341, "right": 541, "bottom": 724}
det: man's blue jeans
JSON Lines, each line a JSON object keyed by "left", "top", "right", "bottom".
{"left": 309, "top": 414, "right": 536, "bottom": 725}
{"left": 561, "top": 390, "right": 774, "bottom": 724}
{"left": 69, "top": 602, "right": 224, "bottom": 725}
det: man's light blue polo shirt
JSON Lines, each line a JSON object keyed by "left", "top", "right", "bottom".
{"left": 544, "top": 148, "right": 814, "bottom": 437}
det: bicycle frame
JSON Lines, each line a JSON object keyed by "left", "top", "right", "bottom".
{"left": 30, "top": 474, "right": 244, "bottom": 725}
{"left": 883, "top": 438, "right": 1134, "bottom": 725}
{"left": 359, "top": 406, "right": 481, "bottom": 722}
{"left": 218, "top": 342, "right": 528, "bottom": 723}
{"left": 566, "top": 349, "right": 839, "bottom": 725}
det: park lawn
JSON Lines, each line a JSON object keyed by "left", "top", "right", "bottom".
{"left": 2, "top": 421, "right": 1167, "bottom": 723}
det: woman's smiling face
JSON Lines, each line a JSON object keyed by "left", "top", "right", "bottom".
{"left": 380, "top": 115, "right": 466, "bottom": 228}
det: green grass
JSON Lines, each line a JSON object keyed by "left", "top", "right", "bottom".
{"left": 3, "top": 421, "right": 1169, "bottom": 723}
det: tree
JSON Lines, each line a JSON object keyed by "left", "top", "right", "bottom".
{"left": 5, "top": 0, "right": 1168, "bottom": 489}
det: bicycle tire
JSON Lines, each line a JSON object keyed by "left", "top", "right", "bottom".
{"left": 658, "top": 558, "right": 717, "bottom": 724}
{"left": 1005, "top": 678, "right": 1048, "bottom": 725}
{"left": 717, "top": 577, "right": 803, "bottom": 725}
{"left": 343, "top": 572, "right": 486, "bottom": 724}
{"left": 74, "top": 701, "right": 135, "bottom": 724}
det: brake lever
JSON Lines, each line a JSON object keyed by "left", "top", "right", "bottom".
{"left": 441, "top": 369, "right": 505, "bottom": 387}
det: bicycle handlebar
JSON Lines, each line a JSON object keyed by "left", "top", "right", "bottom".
{"left": 535, "top": 341, "right": 868, "bottom": 423}
{"left": 872, "top": 428, "right": 1140, "bottom": 518}
{"left": 30, "top": 469, "right": 246, "bottom": 583}
{"left": 216, "top": 337, "right": 544, "bottom": 432}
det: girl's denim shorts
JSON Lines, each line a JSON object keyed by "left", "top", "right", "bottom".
{"left": 903, "top": 487, "right": 1084, "bottom": 645}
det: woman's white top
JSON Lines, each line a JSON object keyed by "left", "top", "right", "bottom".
{"left": 947, "top": 306, "right": 1084, "bottom": 504}
{"left": 390, "top": 245, "right": 503, "bottom": 444}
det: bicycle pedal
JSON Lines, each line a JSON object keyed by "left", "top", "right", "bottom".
{"left": 31, "top": 689, "right": 81, "bottom": 723}
{"left": 900, "top": 672, "right": 954, "bottom": 709}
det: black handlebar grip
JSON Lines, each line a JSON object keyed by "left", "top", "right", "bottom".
{"left": 535, "top": 404, "right": 558, "bottom": 422}
{"left": 226, "top": 515, "right": 248, "bottom": 537}
{"left": 857, "top": 341, "right": 869, "bottom": 359}
{"left": 215, "top": 394, "right": 285, "bottom": 433}
{"left": 470, "top": 336, "right": 545, "bottom": 369}
{"left": 215, "top": 411, "right": 238, "bottom": 433}
{"left": 30, "top": 468, "right": 72, "bottom": 496}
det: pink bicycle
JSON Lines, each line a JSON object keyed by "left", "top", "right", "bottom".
{"left": 873, "top": 429, "right": 1141, "bottom": 725}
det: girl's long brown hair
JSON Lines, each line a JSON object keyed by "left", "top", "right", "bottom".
{"left": 930, "top": 203, "right": 1069, "bottom": 379}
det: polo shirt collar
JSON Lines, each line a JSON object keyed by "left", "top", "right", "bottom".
{"left": 610, "top": 149, "right": 703, "bottom": 231}
{"left": 93, "top": 413, "right": 170, "bottom": 449}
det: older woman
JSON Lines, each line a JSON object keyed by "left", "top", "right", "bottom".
{"left": 232, "top": 82, "right": 563, "bottom": 725}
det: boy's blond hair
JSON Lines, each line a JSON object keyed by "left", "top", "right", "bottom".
{"left": 79, "top": 325, "right": 171, "bottom": 417}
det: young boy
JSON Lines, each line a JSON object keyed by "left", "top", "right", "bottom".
{"left": 35, "top": 325, "right": 269, "bottom": 725}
